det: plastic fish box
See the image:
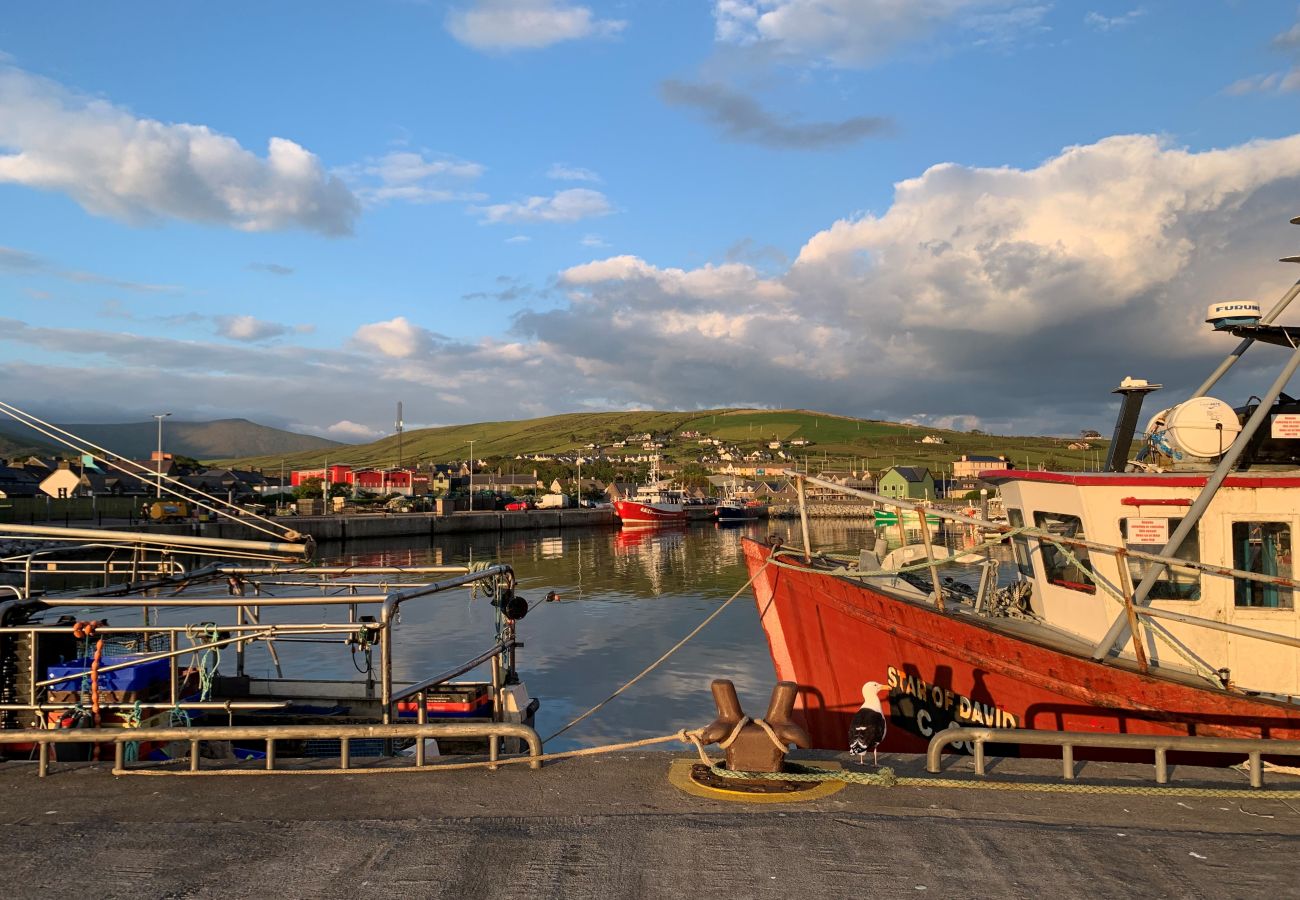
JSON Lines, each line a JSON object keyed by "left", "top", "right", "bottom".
{"left": 395, "top": 683, "right": 492, "bottom": 718}
{"left": 46, "top": 654, "right": 171, "bottom": 693}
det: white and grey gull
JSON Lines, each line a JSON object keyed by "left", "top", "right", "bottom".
{"left": 848, "top": 680, "right": 888, "bottom": 765}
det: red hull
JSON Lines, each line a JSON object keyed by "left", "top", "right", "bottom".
{"left": 614, "top": 500, "right": 686, "bottom": 526}
{"left": 742, "top": 539, "right": 1300, "bottom": 755}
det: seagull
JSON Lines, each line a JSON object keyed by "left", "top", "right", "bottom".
{"left": 849, "top": 681, "right": 889, "bottom": 766}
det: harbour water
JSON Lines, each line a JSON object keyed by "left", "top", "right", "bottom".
{"left": 242, "top": 518, "right": 1010, "bottom": 752}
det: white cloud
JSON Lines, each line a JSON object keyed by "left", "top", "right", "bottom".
{"left": 8, "top": 132, "right": 1300, "bottom": 437}
{"left": 1224, "top": 69, "right": 1300, "bottom": 95}
{"left": 580, "top": 234, "right": 608, "bottom": 247}
{"left": 1084, "top": 8, "right": 1144, "bottom": 31}
{"left": 506, "top": 234, "right": 532, "bottom": 243}
{"left": 346, "top": 150, "right": 485, "bottom": 204}
{"left": 1223, "top": 14, "right": 1300, "bottom": 95}
{"left": 446, "top": 0, "right": 626, "bottom": 51}
{"left": 326, "top": 420, "right": 386, "bottom": 441}
{"left": 547, "top": 163, "right": 602, "bottom": 182}
{"left": 214, "top": 315, "right": 293, "bottom": 342}
{"left": 712, "top": 0, "right": 1043, "bottom": 68}
{"left": 0, "top": 243, "right": 180, "bottom": 292}
{"left": 474, "top": 187, "right": 613, "bottom": 223}
{"left": 352, "top": 316, "right": 435, "bottom": 358}
{"left": 0, "top": 64, "right": 358, "bottom": 235}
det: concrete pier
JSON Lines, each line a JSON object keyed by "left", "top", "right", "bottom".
{"left": 2, "top": 750, "right": 1297, "bottom": 898}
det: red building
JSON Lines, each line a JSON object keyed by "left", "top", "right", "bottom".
{"left": 290, "top": 465, "right": 354, "bottom": 487}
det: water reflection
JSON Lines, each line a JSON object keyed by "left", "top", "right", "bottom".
{"left": 256, "top": 518, "right": 1009, "bottom": 751}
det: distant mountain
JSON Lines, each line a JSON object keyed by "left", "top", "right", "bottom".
{"left": 0, "top": 419, "right": 343, "bottom": 462}
{"left": 0, "top": 426, "right": 60, "bottom": 461}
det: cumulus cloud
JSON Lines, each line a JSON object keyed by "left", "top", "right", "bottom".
{"left": 0, "top": 64, "right": 359, "bottom": 235}
{"left": 352, "top": 316, "right": 439, "bottom": 358}
{"left": 214, "top": 315, "right": 294, "bottom": 342}
{"left": 8, "top": 132, "right": 1300, "bottom": 437}
{"left": 547, "top": 163, "right": 601, "bottom": 182}
{"left": 324, "top": 420, "right": 386, "bottom": 441}
{"left": 346, "top": 150, "right": 486, "bottom": 204}
{"left": 519, "top": 133, "right": 1300, "bottom": 431}
{"left": 712, "top": 0, "right": 1044, "bottom": 68}
{"left": 660, "top": 80, "right": 890, "bottom": 149}
{"left": 446, "top": 0, "right": 626, "bottom": 51}
{"left": 474, "top": 187, "right": 612, "bottom": 223}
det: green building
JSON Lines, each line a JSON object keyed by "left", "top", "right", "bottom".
{"left": 877, "top": 466, "right": 936, "bottom": 501}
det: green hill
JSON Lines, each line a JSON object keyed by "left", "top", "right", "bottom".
{"left": 218, "top": 408, "right": 1108, "bottom": 475}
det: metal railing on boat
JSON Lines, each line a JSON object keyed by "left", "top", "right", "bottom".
{"left": 0, "top": 721, "right": 542, "bottom": 778}
{"left": 782, "top": 469, "right": 1300, "bottom": 679}
{"left": 926, "top": 726, "right": 1300, "bottom": 789}
{"left": 1, "top": 563, "right": 527, "bottom": 769}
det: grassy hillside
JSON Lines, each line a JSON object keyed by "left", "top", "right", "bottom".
{"left": 220, "top": 408, "right": 1108, "bottom": 475}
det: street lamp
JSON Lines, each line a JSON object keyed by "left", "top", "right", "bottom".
{"left": 153, "top": 412, "right": 172, "bottom": 498}
{"left": 467, "top": 440, "right": 475, "bottom": 512}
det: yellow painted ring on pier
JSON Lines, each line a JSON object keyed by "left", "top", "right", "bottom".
{"left": 667, "top": 758, "right": 847, "bottom": 803}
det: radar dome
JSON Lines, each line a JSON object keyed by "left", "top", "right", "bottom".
{"left": 1205, "top": 301, "right": 1262, "bottom": 331}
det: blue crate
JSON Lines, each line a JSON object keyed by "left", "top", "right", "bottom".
{"left": 46, "top": 654, "right": 171, "bottom": 692}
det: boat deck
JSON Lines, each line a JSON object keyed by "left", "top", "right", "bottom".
{"left": 4, "top": 750, "right": 1298, "bottom": 898}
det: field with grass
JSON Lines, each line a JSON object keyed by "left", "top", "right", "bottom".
{"left": 217, "top": 408, "right": 1108, "bottom": 476}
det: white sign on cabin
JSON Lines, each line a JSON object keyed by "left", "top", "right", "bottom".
{"left": 1273, "top": 414, "right": 1300, "bottom": 439}
{"left": 39, "top": 468, "right": 81, "bottom": 499}
{"left": 1125, "top": 517, "right": 1170, "bottom": 545}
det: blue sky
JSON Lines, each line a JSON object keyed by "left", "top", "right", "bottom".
{"left": 3, "top": 1, "right": 1300, "bottom": 441}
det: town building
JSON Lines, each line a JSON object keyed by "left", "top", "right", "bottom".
{"left": 952, "top": 454, "right": 1012, "bottom": 479}
{"left": 877, "top": 466, "right": 936, "bottom": 501}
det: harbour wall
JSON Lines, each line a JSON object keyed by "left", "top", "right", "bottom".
{"left": 70, "top": 509, "right": 619, "bottom": 545}
{"left": 768, "top": 502, "right": 877, "bottom": 519}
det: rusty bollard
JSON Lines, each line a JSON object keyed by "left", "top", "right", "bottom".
{"left": 699, "top": 679, "right": 810, "bottom": 773}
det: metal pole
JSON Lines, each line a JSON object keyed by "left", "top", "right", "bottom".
{"left": 468, "top": 440, "right": 474, "bottom": 512}
{"left": 796, "top": 476, "right": 812, "bottom": 563}
{"left": 153, "top": 412, "right": 171, "bottom": 498}
{"left": 1093, "top": 341, "right": 1300, "bottom": 659}
{"left": 916, "top": 509, "right": 943, "bottom": 610}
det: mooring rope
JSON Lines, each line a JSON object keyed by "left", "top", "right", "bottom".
{"left": 540, "top": 557, "right": 775, "bottom": 745}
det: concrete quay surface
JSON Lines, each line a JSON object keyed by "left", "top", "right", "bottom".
{"left": 3, "top": 750, "right": 1299, "bottom": 899}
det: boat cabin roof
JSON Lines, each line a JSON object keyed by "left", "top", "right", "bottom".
{"left": 981, "top": 470, "right": 1300, "bottom": 489}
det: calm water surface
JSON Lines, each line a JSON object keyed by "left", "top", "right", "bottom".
{"left": 245, "top": 519, "right": 1002, "bottom": 751}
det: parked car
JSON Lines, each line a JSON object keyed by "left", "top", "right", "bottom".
{"left": 504, "top": 499, "right": 535, "bottom": 511}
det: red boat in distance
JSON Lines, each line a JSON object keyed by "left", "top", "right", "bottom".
{"left": 614, "top": 458, "right": 686, "bottom": 527}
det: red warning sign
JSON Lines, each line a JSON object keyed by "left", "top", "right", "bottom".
{"left": 1272, "top": 414, "right": 1300, "bottom": 439}
{"left": 1125, "top": 517, "right": 1170, "bottom": 545}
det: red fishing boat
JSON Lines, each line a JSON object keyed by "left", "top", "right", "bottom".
{"left": 743, "top": 265, "right": 1300, "bottom": 757}
{"left": 614, "top": 458, "right": 686, "bottom": 527}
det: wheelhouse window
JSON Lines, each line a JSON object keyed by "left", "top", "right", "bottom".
{"left": 1006, "top": 508, "right": 1035, "bottom": 578}
{"left": 1232, "top": 522, "right": 1294, "bottom": 609}
{"left": 1119, "top": 518, "right": 1200, "bottom": 601}
{"left": 1032, "top": 511, "right": 1095, "bottom": 594}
